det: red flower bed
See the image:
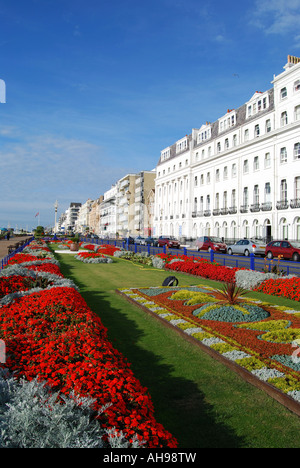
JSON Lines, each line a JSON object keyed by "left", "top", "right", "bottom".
{"left": 165, "top": 258, "right": 237, "bottom": 283}
{"left": 97, "top": 244, "right": 120, "bottom": 256}
{"left": 8, "top": 253, "right": 51, "bottom": 265}
{"left": 0, "top": 287, "right": 177, "bottom": 447}
{"left": 254, "top": 277, "right": 300, "bottom": 301}
{"left": 25, "top": 263, "right": 64, "bottom": 277}
{"left": 77, "top": 252, "right": 104, "bottom": 259}
{"left": 0, "top": 275, "right": 35, "bottom": 299}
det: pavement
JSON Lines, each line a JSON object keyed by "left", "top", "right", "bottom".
{"left": 0, "top": 236, "right": 32, "bottom": 261}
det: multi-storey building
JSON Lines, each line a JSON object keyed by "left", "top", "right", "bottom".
{"left": 154, "top": 55, "right": 300, "bottom": 242}
{"left": 100, "top": 170, "right": 156, "bottom": 238}
{"left": 75, "top": 199, "right": 93, "bottom": 233}
{"left": 99, "top": 185, "right": 118, "bottom": 237}
{"left": 60, "top": 202, "right": 81, "bottom": 233}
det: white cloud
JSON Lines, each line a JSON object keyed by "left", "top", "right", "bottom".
{"left": 250, "top": 0, "right": 300, "bottom": 35}
{"left": 0, "top": 133, "right": 128, "bottom": 227}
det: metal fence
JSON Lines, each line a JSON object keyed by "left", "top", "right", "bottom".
{"left": 81, "top": 237, "right": 300, "bottom": 277}
{"left": 0, "top": 237, "right": 34, "bottom": 270}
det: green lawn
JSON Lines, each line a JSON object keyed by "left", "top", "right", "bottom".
{"left": 53, "top": 251, "right": 300, "bottom": 448}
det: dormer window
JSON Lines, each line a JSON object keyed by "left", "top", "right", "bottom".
{"left": 176, "top": 138, "right": 188, "bottom": 153}
{"left": 197, "top": 124, "right": 211, "bottom": 144}
{"left": 161, "top": 148, "right": 170, "bottom": 161}
{"left": 218, "top": 110, "right": 236, "bottom": 133}
{"left": 246, "top": 91, "right": 269, "bottom": 118}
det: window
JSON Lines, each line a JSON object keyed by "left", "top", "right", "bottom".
{"left": 280, "top": 87, "right": 287, "bottom": 100}
{"left": 294, "top": 80, "right": 300, "bottom": 93}
{"left": 265, "top": 182, "right": 271, "bottom": 202}
{"left": 223, "top": 166, "right": 228, "bottom": 179}
{"left": 225, "top": 138, "right": 229, "bottom": 149}
{"left": 243, "top": 159, "right": 249, "bottom": 174}
{"left": 266, "top": 119, "right": 271, "bottom": 133}
{"left": 253, "top": 185, "right": 259, "bottom": 204}
{"left": 233, "top": 134, "right": 238, "bottom": 146}
{"left": 294, "top": 143, "right": 300, "bottom": 160}
{"left": 231, "top": 189, "right": 236, "bottom": 206}
{"left": 280, "top": 179, "right": 287, "bottom": 202}
{"left": 194, "top": 197, "right": 198, "bottom": 212}
{"left": 243, "top": 187, "right": 248, "bottom": 206}
{"left": 215, "top": 193, "right": 219, "bottom": 209}
{"left": 223, "top": 191, "right": 228, "bottom": 208}
{"left": 206, "top": 195, "right": 210, "bottom": 209}
{"left": 281, "top": 111, "right": 288, "bottom": 126}
{"left": 232, "top": 163, "right": 237, "bottom": 177}
{"left": 254, "top": 124, "right": 260, "bottom": 137}
{"left": 295, "top": 105, "right": 300, "bottom": 121}
{"left": 207, "top": 172, "right": 211, "bottom": 184}
{"left": 264, "top": 152, "right": 271, "bottom": 168}
{"left": 253, "top": 156, "right": 259, "bottom": 171}
{"left": 200, "top": 174, "right": 204, "bottom": 185}
{"left": 217, "top": 142, "right": 221, "bottom": 153}
{"left": 280, "top": 147, "right": 287, "bottom": 163}
{"left": 216, "top": 169, "right": 220, "bottom": 182}
{"left": 244, "top": 129, "right": 249, "bottom": 141}
{"left": 194, "top": 176, "right": 198, "bottom": 187}
{"left": 295, "top": 177, "right": 300, "bottom": 199}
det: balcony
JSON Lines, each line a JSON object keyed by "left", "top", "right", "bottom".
{"left": 276, "top": 200, "right": 289, "bottom": 210}
{"left": 261, "top": 202, "right": 272, "bottom": 211}
{"left": 228, "top": 206, "right": 237, "bottom": 214}
{"left": 204, "top": 210, "right": 211, "bottom": 217}
{"left": 240, "top": 205, "right": 248, "bottom": 213}
{"left": 213, "top": 209, "right": 220, "bottom": 216}
{"left": 290, "top": 198, "right": 300, "bottom": 209}
{"left": 250, "top": 203, "right": 260, "bottom": 213}
{"left": 220, "top": 208, "right": 228, "bottom": 215}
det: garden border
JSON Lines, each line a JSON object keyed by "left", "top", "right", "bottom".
{"left": 116, "top": 289, "right": 300, "bottom": 418}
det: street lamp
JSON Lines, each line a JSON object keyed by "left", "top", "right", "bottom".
{"left": 54, "top": 200, "right": 58, "bottom": 233}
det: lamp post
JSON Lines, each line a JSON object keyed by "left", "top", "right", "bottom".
{"left": 54, "top": 200, "right": 58, "bottom": 233}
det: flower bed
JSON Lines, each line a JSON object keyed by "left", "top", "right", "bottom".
{"left": 0, "top": 241, "right": 177, "bottom": 448}
{"left": 119, "top": 285, "right": 300, "bottom": 409}
{"left": 254, "top": 277, "right": 300, "bottom": 302}
{"left": 75, "top": 252, "right": 114, "bottom": 263}
{"left": 165, "top": 258, "right": 238, "bottom": 283}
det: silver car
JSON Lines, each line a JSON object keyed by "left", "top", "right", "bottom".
{"left": 227, "top": 239, "right": 266, "bottom": 257}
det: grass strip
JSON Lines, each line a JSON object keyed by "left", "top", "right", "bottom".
{"left": 53, "top": 250, "right": 300, "bottom": 448}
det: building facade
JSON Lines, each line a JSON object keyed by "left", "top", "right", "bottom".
{"left": 154, "top": 56, "right": 300, "bottom": 242}
{"left": 99, "top": 170, "right": 156, "bottom": 238}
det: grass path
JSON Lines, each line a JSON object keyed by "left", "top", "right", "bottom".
{"left": 54, "top": 251, "right": 300, "bottom": 448}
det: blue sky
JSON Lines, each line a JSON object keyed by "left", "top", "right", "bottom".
{"left": 0, "top": 0, "right": 300, "bottom": 230}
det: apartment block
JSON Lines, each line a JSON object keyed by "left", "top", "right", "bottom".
{"left": 154, "top": 56, "right": 300, "bottom": 242}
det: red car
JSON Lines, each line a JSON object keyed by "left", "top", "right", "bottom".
{"left": 195, "top": 236, "right": 227, "bottom": 253}
{"left": 157, "top": 236, "right": 180, "bottom": 249}
{"left": 265, "top": 240, "right": 300, "bottom": 262}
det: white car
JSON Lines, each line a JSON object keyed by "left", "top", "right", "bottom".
{"left": 227, "top": 239, "right": 266, "bottom": 257}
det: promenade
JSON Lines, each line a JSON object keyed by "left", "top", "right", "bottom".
{"left": 0, "top": 236, "right": 32, "bottom": 261}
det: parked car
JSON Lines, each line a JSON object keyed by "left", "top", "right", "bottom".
{"left": 227, "top": 238, "right": 266, "bottom": 257}
{"left": 144, "top": 236, "right": 159, "bottom": 246}
{"left": 134, "top": 236, "right": 146, "bottom": 245}
{"left": 124, "top": 236, "right": 134, "bottom": 244}
{"left": 265, "top": 240, "right": 300, "bottom": 261}
{"left": 157, "top": 236, "right": 180, "bottom": 249}
{"left": 195, "top": 236, "right": 227, "bottom": 253}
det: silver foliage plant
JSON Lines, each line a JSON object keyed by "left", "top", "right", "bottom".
{"left": 0, "top": 370, "right": 144, "bottom": 448}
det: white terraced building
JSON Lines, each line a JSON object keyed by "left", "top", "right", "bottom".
{"left": 154, "top": 55, "right": 300, "bottom": 243}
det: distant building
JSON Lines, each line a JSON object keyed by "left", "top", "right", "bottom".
{"left": 154, "top": 55, "right": 300, "bottom": 242}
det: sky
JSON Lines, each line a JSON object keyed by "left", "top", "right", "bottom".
{"left": 0, "top": 0, "right": 300, "bottom": 231}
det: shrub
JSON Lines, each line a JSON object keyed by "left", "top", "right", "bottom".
{"left": 0, "top": 371, "right": 144, "bottom": 448}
